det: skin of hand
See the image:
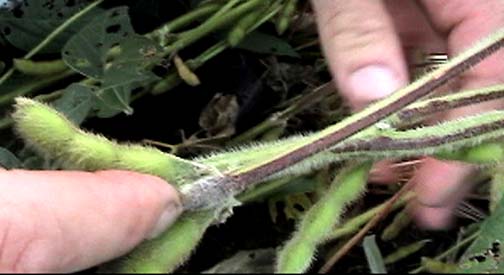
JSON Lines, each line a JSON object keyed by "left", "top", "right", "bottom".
{"left": 0, "top": 169, "right": 182, "bottom": 272}
{"left": 311, "top": 0, "right": 504, "bottom": 228}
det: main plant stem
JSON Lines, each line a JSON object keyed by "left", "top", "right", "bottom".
{"left": 181, "top": 28, "right": 504, "bottom": 211}
{"left": 233, "top": 29, "right": 504, "bottom": 184}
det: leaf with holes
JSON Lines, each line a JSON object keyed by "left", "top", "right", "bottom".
{"left": 52, "top": 83, "right": 96, "bottom": 125}
{"left": 0, "top": 0, "right": 102, "bottom": 53}
{"left": 63, "top": 8, "right": 161, "bottom": 117}
{"left": 459, "top": 197, "right": 504, "bottom": 273}
{"left": 96, "top": 35, "right": 161, "bottom": 117}
{"left": 62, "top": 6, "right": 136, "bottom": 79}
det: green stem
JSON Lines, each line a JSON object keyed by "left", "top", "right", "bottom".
{"left": 0, "top": 70, "right": 75, "bottom": 106}
{"left": 238, "top": 176, "right": 295, "bottom": 203}
{"left": 206, "top": 0, "right": 241, "bottom": 23}
{"left": 328, "top": 193, "right": 413, "bottom": 241}
{"left": 151, "top": 41, "right": 228, "bottom": 95}
{"left": 162, "top": 0, "right": 263, "bottom": 55}
{"left": 162, "top": 4, "right": 222, "bottom": 34}
{"left": 229, "top": 83, "right": 334, "bottom": 145}
{"left": 152, "top": 1, "right": 283, "bottom": 95}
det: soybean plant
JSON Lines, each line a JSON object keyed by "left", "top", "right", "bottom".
{"left": 11, "top": 27, "right": 504, "bottom": 273}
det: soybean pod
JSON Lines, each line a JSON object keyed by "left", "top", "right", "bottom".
{"left": 276, "top": 0, "right": 298, "bottom": 35}
{"left": 276, "top": 163, "right": 371, "bottom": 273}
{"left": 14, "top": 59, "right": 68, "bottom": 76}
{"left": 12, "top": 98, "right": 214, "bottom": 186}
{"left": 228, "top": 3, "right": 268, "bottom": 46}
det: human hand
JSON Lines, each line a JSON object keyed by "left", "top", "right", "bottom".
{"left": 0, "top": 169, "right": 182, "bottom": 272}
{"left": 312, "top": 0, "right": 504, "bottom": 228}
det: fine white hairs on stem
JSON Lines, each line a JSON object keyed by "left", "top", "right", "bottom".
{"left": 179, "top": 175, "right": 241, "bottom": 211}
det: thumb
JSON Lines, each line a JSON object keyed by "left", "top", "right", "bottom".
{"left": 312, "top": 0, "right": 408, "bottom": 109}
{"left": 0, "top": 169, "right": 182, "bottom": 273}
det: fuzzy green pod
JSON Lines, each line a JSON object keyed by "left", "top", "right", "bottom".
{"left": 100, "top": 211, "right": 215, "bottom": 273}
{"left": 276, "top": 238, "right": 315, "bottom": 274}
{"left": 276, "top": 163, "right": 371, "bottom": 273}
{"left": 276, "top": 0, "right": 297, "bottom": 35}
{"left": 13, "top": 97, "right": 79, "bottom": 156}
{"left": 12, "top": 97, "right": 211, "bottom": 185}
{"left": 381, "top": 208, "right": 411, "bottom": 241}
{"left": 65, "top": 131, "right": 118, "bottom": 170}
{"left": 115, "top": 144, "right": 210, "bottom": 186}
{"left": 14, "top": 59, "right": 68, "bottom": 76}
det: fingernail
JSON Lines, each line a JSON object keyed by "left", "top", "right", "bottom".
{"left": 147, "top": 202, "right": 182, "bottom": 240}
{"left": 348, "top": 65, "right": 403, "bottom": 106}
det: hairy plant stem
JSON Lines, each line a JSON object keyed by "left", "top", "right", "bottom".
{"left": 395, "top": 84, "right": 504, "bottom": 125}
{"left": 181, "top": 28, "right": 504, "bottom": 211}
{"left": 232, "top": 30, "right": 504, "bottom": 183}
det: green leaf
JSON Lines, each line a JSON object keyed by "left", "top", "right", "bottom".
{"left": 459, "top": 197, "right": 504, "bottom": 273}
{"left": 95, "top": 36, "right": 161, "bottom": 118}
{"left": 95, "top": 86, "right": 133, "bottom": 118}
{"left": 62, "top": 7, "right": 135, "bottom": 79}
{"left": 0, "top": 147, "right": 22, "bottom": 169}
{"left": 237, "top": 31, "right": 300, "bottom": 57}
{"left": 53, "top": 83, "right": 95, "bottom": 125}
{"left": 63, "top": 8, "right": 161, "bottom": 117}
{"left": 0, "top": 0, "right": 102, "bottom": 53}
{"left": 62, "top": 7, "right": 134, "bottom": 79}
{"left": 63, "top": 7, "right": 161, "bottom": 118}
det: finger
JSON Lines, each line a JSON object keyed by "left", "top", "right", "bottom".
{"left": 411, "top": 0, "right": 504, "bottom": 227}
{"left": 0, "top": 170, "right": 182, "bottom": 273}
{"left": 411, "top": 158, "right": 477, "bottom": 229}
{"left": 311, "top": 0, "right": 409, "bottom": 109}
{"left": 385, "top": 0, "right": 446, "bottom": 51}
{"left": 409, "top": 201, "right": 457, "bottom": 230}
{"left": 420, "top": 0, "right": 504, "bottom": 89}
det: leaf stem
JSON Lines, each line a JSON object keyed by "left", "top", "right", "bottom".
{"left": 162, "top": 0, "right": 264, "bottom": 55}
{"left": 319, "top": 180, "right": 415, "bottom": 273}
{"left": 328, "top": 193, "right": 414, "bottom": 241}
{"left": 409, "top": 231, "right": 479, "bottom": 274}
{"left": 0, "top": 69, "right": 75, "bottom": 106}
{"left": 230, "top": 28, "right": 504, "bottom": 187}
